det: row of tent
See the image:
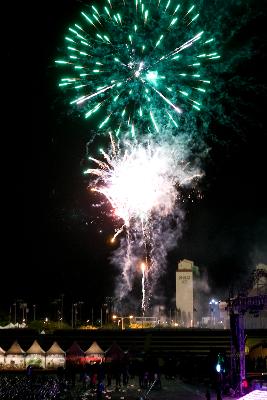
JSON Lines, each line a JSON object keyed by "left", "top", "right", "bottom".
{"left": 0, "top": 323, "right": 27, "bottom": 329}
{"left": 0, "top": 340, "right": 125, "bottom": 370}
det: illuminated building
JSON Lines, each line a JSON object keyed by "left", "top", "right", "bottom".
{"left": 176, "top": 259, "right": 199, "bottom": 327}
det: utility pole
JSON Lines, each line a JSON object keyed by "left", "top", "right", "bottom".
{"left": 20, "top": 302, "right": 27, "bottom": 324}
{"left": 71, "top": 303, "right": 78, "bottom": 328}
{"left": 13, "top": 302, "right": 17, "bottom": 324}
{"left": 26, "top": 305, "right": 29, "bottom": 325}
{"left": 74, "top": 304, "right": 77, "bottom": 328}
{"left": 61, "top": 294, "right": 64, "bottom": 323}
{"left": 72, "top": 303, "right": 78, "bottom": 328}
{"left": 78, "top": 301, "right": 84, "bottom": 325}
{"left": 71, "top": 304, "right": 74, "bottom": 329}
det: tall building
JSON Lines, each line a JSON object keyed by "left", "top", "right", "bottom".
{"left": 176, "top": 259, "right": 199, "bottom": 327}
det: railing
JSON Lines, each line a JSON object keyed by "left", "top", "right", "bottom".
{"left": 230, "top": 295, "right": 267, "bottom": 311}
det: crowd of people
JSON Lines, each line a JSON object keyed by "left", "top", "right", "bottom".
{"left": 246, "top": 356, "right": 267, "bottom": 372}
{"left": 1, "top": 353, "right": 265, "bottom": 399}
{"left": 0, "top": 354, "right": 173, "bottom": 400}
{"left": 0, "top": 375, "right": 67, "bottom": 399}
{"left": 66, "top": 355, "right": 163, "bottom": 399}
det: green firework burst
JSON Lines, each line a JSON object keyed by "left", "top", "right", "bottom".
{"left": 55, "top": 0, "right": 220, "bottom": 136}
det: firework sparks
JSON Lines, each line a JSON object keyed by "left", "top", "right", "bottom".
{"left": 85, "top": 134, "right": 202, "bottom": 310}
{"left": 55, "top": 0, "right": 219, "bottom": 136}
{"left": 85, "top": 138, "right": 201, "bottom": 228}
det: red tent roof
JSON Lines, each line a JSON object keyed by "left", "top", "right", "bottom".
{"left": 105, "top": 342, "right": 124, "bottom": 361}
{"left": 66, "top": 342, "right": 84, "bottom": 357}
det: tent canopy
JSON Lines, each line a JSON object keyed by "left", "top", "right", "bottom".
{"left": 46, "top": 341, "right": 65, "bottom": 355}
{"left": 6, "top": 340, "right": 25, "bottom": 354}
{"left": 85, "top": 341, "right": 104, "bottom": 356}
{"left": 66, "top": 341, "right": 84, "bottom": 357}
{"left": 26, "top": 340, "right": 45, "bottom": 355}
{"left": 105, "top": 342, "right": 124, "bottom": 361}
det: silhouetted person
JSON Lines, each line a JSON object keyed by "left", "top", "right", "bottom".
{"left": 96, "top": 380, "right": 105, "bottom": 400}
{"left": 106, "top": 369, "right": 112, "bottom": 386}
{"left": 83, "top": 372, "right": 90, "bottom": 389}
{"left": 216, "top": 387, "right": 222, "bottom": 400}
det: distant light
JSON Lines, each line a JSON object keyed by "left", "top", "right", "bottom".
{"left": 210, "top": 298, "right": 219, "bottom": 304}
{"left": 216, "top": 363, "right": 221, "bottom": 373}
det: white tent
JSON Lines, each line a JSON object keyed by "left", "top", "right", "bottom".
{"left": 0, "top": 322, "right": 26, "bottom": 329}
{"left": 0, "top": 347, "right": 5, "bottom": 368}
{"left": 0, "top": 322, "right": 15, "bottom": 329}
{"left": 84, "top": 341, "right": 104, "bottom": 363}
{"left": 5, "top": 340, "right": 25, "bottom": 369}
{"left": 25, "top": 340, "right": 45, "bottom": 368}
{"left": 46, "top": 341, "right": 65, "bottom": 369}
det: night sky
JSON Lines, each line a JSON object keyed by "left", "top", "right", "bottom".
{"left": 2, "top": 0, "right": 267, "bottom": 321}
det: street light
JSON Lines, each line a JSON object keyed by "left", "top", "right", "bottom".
{"left": 33, "top": 304, "right": 36, "bottom": 321}
{"left": 209, "top": 298, "right": 219, "bottom": 327}
{"left": 72, "top": 303, "right": 78, "bottom": 328}
{"left": 20, "top": 303, "right": 28, "bottom": 325}
{"left": 112, "top": 315, "right": 133, "bottom": 330}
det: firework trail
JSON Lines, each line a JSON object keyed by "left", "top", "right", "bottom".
{"left": 141, "top": 262, "right": 146, "bottom": 312}
{"left": 85, "top": 134, "right": 202, "bottom": 311}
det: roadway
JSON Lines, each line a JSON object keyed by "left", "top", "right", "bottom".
{"left": 76, "top": 376, "right": 241, "bottom": 400}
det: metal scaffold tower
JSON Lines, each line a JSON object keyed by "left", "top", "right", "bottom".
{"left": 229, "top": 267, "right": 267, "bottom": 397}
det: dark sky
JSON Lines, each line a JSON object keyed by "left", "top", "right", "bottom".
{"left": 2, "top": 0, "right": 267, "bottom": 321}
